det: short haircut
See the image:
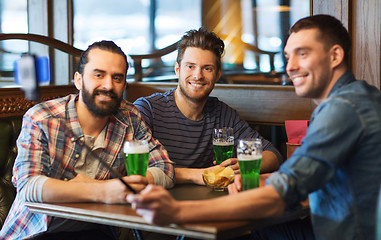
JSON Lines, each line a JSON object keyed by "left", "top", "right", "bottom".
{"left": 77, "top": 40, "right": 128, "bottom": 75}
{"left": 290, "top": 14, "right": 351, "bottom": 66}
{"left": 176, "top": 27, "right": 225, "bottom": 71}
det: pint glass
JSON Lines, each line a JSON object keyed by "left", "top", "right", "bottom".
{"left": 237, "top": 138, "right": 262, "bottom": 190}
{"left": 213, "top": 127, "right": 234, "bottom": 165}
{"left": 124, "top": 140, "right": 149, "bottom": 176}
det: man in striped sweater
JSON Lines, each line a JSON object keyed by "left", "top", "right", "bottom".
{"left": 134, "top": 28, "right": 283, "bottom": 185}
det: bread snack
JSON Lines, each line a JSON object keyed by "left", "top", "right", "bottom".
{"left": 203, "top": 166, "right": 235, "bottom": 189}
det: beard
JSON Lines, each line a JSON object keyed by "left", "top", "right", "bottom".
{"left": 177, "top": 80, "right": 212, "bottom": 104}
{"left": 81, "top": 83, "right": 122, "bottom": 117}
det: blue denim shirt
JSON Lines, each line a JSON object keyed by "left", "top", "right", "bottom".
{"left": 267, "top": 71, "right": 381, "bottom": 240}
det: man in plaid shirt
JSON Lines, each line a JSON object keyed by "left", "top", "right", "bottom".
{"left": 0, "top": 41, "right": 174, "bottom": 240}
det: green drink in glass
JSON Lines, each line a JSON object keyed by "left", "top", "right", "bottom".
{"left": 213, "top": 127, "right": 234, "bottom": 165}
{"left": 237, "top": 138, "right": 262, "bottom": 190}
{"left": 124, "top": 140, "right": 149, "bottom": 176}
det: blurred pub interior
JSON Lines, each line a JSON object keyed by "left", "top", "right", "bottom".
{"left": 0, "top": 0, "right": 380, "bottom": 158}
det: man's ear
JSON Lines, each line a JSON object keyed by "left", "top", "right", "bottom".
{"left": 330, "top": 44, "right": 345, "bottom": 69}
{"left": 74, "top": 72, "right": 82, "bottom": 91}
{"left": 216, "top": 69, "right": 222, "bottom": 83}
{"left": 174, "top": 62, "right": 180, "bottom": 77}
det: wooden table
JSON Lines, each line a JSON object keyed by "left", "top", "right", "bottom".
{"left": 26, "top": 182, "right": 310, "bottom": 240}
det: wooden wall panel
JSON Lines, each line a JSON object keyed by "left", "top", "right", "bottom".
{"left": 312, "top": 0, "right": 350, "bottom": 28}
{"left": 312, "top": 0, "right": 336, "bottom": 18}
{"left": 352, "top": 0, "right": 381, "bottom": 89}
{"left": 0, "top": 86, "right": 77, "bottom": 118}
{"left": 126, "top": 82, "right": 315, "bottom": 125}
{"left": 313, "top": 0, "right": 381, "bottom": 89}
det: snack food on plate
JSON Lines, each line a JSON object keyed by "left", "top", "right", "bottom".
{"left": 202, "top": 166, "right": 235, "bottom": 188}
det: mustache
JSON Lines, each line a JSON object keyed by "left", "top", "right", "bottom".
{"left": 93, "top": 89, "right": 117, "bottom": 99}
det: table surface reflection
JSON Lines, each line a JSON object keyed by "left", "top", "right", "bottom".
{"left": 26, "top": 183, "right": 309, "bottom": 240}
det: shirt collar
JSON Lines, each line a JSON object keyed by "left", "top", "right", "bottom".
{"left": 66, "top": 94, "right": 83, "bottom": 141}
{"left": 328, "top": 71, "right": 356, "bottom": 98}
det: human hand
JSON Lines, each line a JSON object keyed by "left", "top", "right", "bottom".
{"left": 122, "top": 175, "right": 150, "bottom": 192}
{"left": 227, "top": 174, "right": 242, "bottom": 194}
{"left": 98, "top": 175, "right": 148, "bottom": 204}
{"left": 215, "top": 158, "right": 240, "bottom": 174}
{"left": 127, "top": 184, "right": 180, "bottom": 225}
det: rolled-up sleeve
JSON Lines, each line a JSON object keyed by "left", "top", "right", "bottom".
{"left": 266, "top": 97, "right": 363, "bottom": 209}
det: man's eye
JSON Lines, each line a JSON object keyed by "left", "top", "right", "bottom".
{"left": 113, "top": 76, "right": 123, "bottom": 82}
{"left": 299, "top": 52, "right": 307, "bottom": 57}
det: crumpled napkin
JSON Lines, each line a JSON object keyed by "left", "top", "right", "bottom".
{"left": 285, "top": 120, "right": 309, "bottom": 144}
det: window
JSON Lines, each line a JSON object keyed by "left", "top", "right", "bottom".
{"left": 0, "top": 0, "right": 28, "bottom": 86}
{"left": 241, "top": 0, "right": 310, "bottom": 72}
{"left": 73, "top": 0, "right": 201, "bottom": 79}
{"left": 0, "top": 0, "right": 310, "bottom": 87}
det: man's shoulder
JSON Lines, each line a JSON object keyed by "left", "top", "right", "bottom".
{"left": 134, "top": 89, "right": 174, "bottom": 108}
{"left": 206, "top": 96, "right": 234, "bottom": 110}
{"left": 138, "top": 89, "right": 174, "bottom": 101}
{"left": 25, "top": 94, "right": 74, "bottom": 121}
{"left": 119, "top": 99, "right": 140, "bottom": 115}
{"left": 329, "top": 80, "right": 381, "bottom": 107}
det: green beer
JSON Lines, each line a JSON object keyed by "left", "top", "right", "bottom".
{"left": 238, "top": 156, "right": 262, "bottom": 190}
{"left": 237, "top": 138, "right": 262, "bottom": 191}
{"left": 213, "top": 127, "right": 234, "bottom": 165}
{"left": 213, "top": 142, "right": 234, "bottom": 165}
{"left": 124, "top": 140, "right": 149, "bottom": 176}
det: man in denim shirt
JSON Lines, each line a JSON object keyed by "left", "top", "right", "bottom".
{"left": 127, "top": 15, "right": 381, "bottom": 240}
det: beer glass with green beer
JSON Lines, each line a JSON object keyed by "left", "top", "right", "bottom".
{"left": 237, "top": 138, "right": 262, "bottom": 190}
{"left": 213, "top": 127, "right": 234, "bottom": 165}
{"left": 124, "top": 140, "right": 149, "bottom": 176}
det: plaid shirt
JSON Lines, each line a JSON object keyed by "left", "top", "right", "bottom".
{"left": 0, "top": 94, "right": 174, "bottom": 240}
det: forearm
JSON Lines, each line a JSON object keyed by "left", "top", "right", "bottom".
{"left": 42, "top": 178, "right": 104, "bottom": 202}
{"left": 176, "top": 185, "right": 285, "bottom": 224}
{"left": 175, "top": 168, "right": 205, "bottom": 185}
{"left": 41, "top": 177, "right": 127, "bottom": 203}
{"left": 260, "top": 151, "right": 280, "bottom": 173}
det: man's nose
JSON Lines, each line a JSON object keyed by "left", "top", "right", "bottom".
{"left": 286, "top": 56, "right": 299, "bottom": 73}
{"left": 102, "top": 75, "right": 113, "bottom": 89}
{"left": 193, "top": 68, "right": 203, "bottom": 80}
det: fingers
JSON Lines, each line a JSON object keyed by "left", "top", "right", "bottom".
{"left": 127, "top": 185, "right": 178, "bottom": 225}
{"left": 219, "top": 158, "right": 240, "bottom": 174}
{"left": 227, "top": 182, "right": 240, "bottom": 194}
{"left": 136, "top": 209, "right": 155, "bottom": 224}
{"left": 127, "top": 185, "right": 162, "bottom": 207}
{"left": 122, "top": 175, "right": 149, "bottom": 185}
{"left": 220, "top": 158, "right": 237, "bottom": 167}
{"left": 234, "top": 174, "right": 242, "bottom": 190}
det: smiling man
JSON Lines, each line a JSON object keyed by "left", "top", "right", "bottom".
{"left": 134, "top": 28, "right": 283, "bottom": 185}
{"left": 0, "top": 41, "right": 174, "bottom": 240}
{"left": 128, "top": 15, "right": 381, "bottom": 240}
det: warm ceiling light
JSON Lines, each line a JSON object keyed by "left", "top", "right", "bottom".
{"left": 253, "top": 6, "right": 291, "bottom": 12}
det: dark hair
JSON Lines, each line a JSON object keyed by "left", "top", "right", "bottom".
{"left": 290, "top": 14, "right": 351, "bottom": 66}
{"left": 176, "top": 27, "right": 225, "bottom": 71}
{"left": 77, "top": 40, "right": 128, "bottom": 75}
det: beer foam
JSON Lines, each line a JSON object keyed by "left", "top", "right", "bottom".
{"left": 124, "top": 144, "right": 149, "bottom": 154}
{"left": 213, "top": 141, "right": 234, "bottom": 146}
{"left": 237, "top": 154, "right": 262, "bottom": 161}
